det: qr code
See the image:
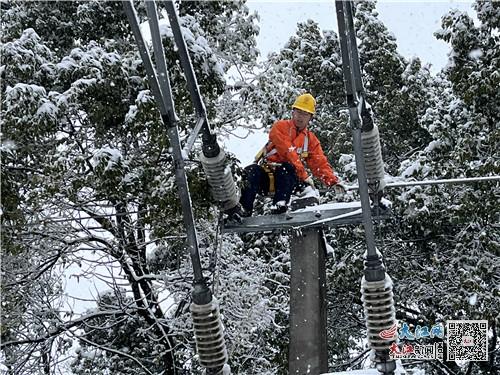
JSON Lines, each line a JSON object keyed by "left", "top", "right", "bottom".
{"left": 447, "top": 320, "right": 488, "bottom": 361}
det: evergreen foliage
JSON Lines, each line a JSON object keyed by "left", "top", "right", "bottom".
{"left": 354, "top": 1, "right": 434, "bottom": 172}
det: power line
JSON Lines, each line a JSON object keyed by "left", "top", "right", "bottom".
{"left": 346, "top": 175, "right": 500, "bottom": 191}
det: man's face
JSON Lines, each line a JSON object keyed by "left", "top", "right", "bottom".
{"left": 292, "top": 108, "right": 313, "bottom": 130}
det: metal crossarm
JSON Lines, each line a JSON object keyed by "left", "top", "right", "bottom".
{"left": 223, "top": 203, "right": 391, "bottom": 233}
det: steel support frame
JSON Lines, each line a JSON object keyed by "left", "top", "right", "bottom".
{"left": 123, "top": 0, "right": 211, "bottom": 303}
{"left": 222, "top": 204, "right": 391, "bottom": 233}
{"left": 335, "top": 1, "right": 396, "bottom": 374}
{"left": 161, "top": 0, "right": 220, "bottom": 157}
{"left": 335, "top": 0, "right": 382, "bottom": 272}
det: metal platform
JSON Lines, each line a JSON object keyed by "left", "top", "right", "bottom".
{"left": 223, "top": 201, "right": 391, "bottom": 233}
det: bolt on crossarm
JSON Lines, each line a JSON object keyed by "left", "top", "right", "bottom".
{"left": 123, "top": 2, "right": 229, "bottom": 374}
{"left": 335, "top": 1, "right": 396, "bottom": 374}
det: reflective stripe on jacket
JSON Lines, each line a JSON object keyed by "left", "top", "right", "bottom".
{"left": 265, "top": 119, "right": 339, "bottom": 186}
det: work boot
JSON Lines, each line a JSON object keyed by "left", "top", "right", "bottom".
{"left": 271, "top": 201, "right": 287, "bottom": 215}
{"left": 240, "top": 207, "right": 252, "bottom": 217}
{"left": 224, "top": 204, "right": 249, "bottom": 224}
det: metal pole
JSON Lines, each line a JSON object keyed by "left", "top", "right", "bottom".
{"left": 344, "top": 1, "right": 375, "bottom": 132}
{"left": 122, "top": 1, "right": 169, "bottom": 117}
{"left": 145, "top": 1, "right": 176, "bottom": 118}
{"left": 335, "top": 3, "right": 396, "bottom": 374}
{"left": 162, "top": 0, "right": 208, "bottom": 125}
{"left": 336, "top": 0, "right": 381, "bottom": 267}
{"left": 124, "top": 4, "right": 230, "bottom": 373}
{"left": 162, "top": 0, "right": 220, "bottom": 158}
{"left": 344, "top": 2, "right": 364, "bottom": 94}
{"left": 335, "top": 1, "right": 356, "bottom": 107}
{"left": 160, "top": 0, "right": 239, "bottom": 217}
{"left": 123, "top": 0, "right": 207, "bottom": 291}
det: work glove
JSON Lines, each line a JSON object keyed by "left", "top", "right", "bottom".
{"left": 332, "top": 182, "right": 347, "bottom": 195}
{"left": 304, "top": 176, "right": 315, "bottom": 188}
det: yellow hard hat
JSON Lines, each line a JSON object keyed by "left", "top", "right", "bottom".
{"left": 292, "top": 93, "right": 316, "bottom": 115}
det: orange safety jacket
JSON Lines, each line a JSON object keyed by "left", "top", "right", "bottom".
{"left": 260, "top": 119, "right": 339, "bottom": 186}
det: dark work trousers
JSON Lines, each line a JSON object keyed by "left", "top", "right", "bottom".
{"left": 240, "top": 162, "right": 298, "bottom": 214}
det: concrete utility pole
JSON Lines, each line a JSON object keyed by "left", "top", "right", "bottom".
{"left": 289, "top": 228, "right": 328, "bottom": 374}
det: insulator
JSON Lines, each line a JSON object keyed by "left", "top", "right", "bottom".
{"left": 199, "top": 149, "right": 239, "bottom": 212}
{"left": 361, "top": 274, "right": 396, "bottom": 352}
{"left": 191, "top": 297, "right": 228, "bottom": 370}
{"left": 361, "top": 125, "right": 385, "bottom": 192}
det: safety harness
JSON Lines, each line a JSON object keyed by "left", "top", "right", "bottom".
{"left": 254, "top": 132, "right": 309, "bottom": 193}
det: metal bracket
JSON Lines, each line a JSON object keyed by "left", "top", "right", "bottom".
{"left": 223, "top": 202, "right": 391, "bottom": 233}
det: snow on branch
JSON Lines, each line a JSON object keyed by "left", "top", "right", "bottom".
{"left": 0, "top": 309, "right": 137, "bottom": 349}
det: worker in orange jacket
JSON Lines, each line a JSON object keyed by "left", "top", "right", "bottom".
{"left": 240, "top": 93, "right": 345, "bottom": 216}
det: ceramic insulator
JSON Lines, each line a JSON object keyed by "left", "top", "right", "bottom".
{"left": 191, "top": 298, "right": 228, "bottom": 370}
{"left": 361, "top": 275, "right": 396, "bottom": 351}
{"left": 199, "top": 150, "right": 239, "bottom": 212}
{"left": 361, "top": 125, "right": 385, "bottom": 192}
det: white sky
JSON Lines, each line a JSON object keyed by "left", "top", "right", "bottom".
{"left": 224, "top": 0, "right": 474, "bottom": 165}
{"left": 248, "top": 0, "right": 474, "bottom": 71}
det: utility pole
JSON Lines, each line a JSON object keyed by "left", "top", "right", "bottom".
{"left": 289, "top": 228, "right": 328, "bottom": 374}
{"left": 224, "top": 200, "right": 391, "bottom": 375}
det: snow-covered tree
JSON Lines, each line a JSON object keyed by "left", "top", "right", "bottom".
{"left": 71, "top": 289, "right": 170, "bottom": 375}
{"left": 2, "top": 0, "right": 498, "bottom": 374}
{"left": 354, "top": 0, "right": 434, "bottom": 172}
{"left": 376, "top": 2, "right": 500, "bottom": 373}
{"left": 1, "top": 1, "right": 258, "bottom": 373}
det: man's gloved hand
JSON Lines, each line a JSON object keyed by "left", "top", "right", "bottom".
{"left": 332, "top": 182, "right": 347, "bottom": 195}
{"left": 304, "top": 176, "right": 315, "bottom": 188}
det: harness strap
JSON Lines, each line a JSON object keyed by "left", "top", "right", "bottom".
{"left": 261, "top": 163, "right": 276, "bottom": 193}
{"left": 297, "top": 133, "right": 309, "bottom": 158}
{"left": 252, "top": 130, "right": 310, "bottom": 195}
{"left": 265, "top": 147, "right": 278, "bottom": 158}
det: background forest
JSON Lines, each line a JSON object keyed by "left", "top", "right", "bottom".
{"left": 1, "top": 1, "right": 498, "bottom": 374}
